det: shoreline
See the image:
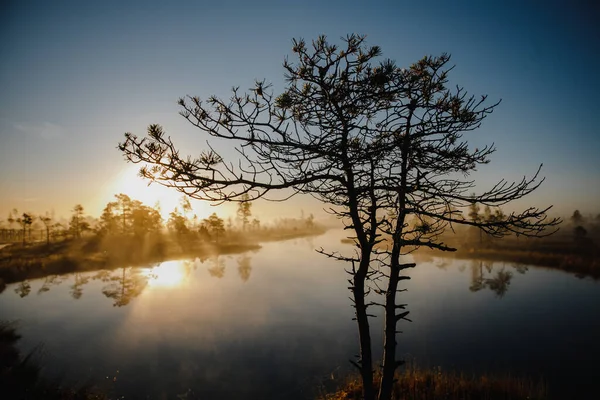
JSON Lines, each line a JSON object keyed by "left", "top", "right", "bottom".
{"left": 340, "top": 238, "right": 600, "bottom": 279}
{"left": 0, "top": 229, "right": 327, "bottom": 287}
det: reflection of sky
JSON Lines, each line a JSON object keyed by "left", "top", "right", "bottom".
{"left": 1, "top": 234, "right": 599, "bottom": 398}
{"left": 1, "top": 1, "right": 598, "bottom": 219}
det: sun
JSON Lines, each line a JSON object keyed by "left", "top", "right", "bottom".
{"left": 143, "top": 260, "right": 188, "bottom": 288}
{"left": 106, "top": 165, "right": 213, "bottom": 220}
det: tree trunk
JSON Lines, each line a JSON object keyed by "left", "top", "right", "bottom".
{"left": 353, "top": 252, "right": 375, "bottom": 400}
{"left": 380, "top": 110, "right": 413, "bottom": 400}
{"left": 379, "top": 268, "right": 399, "bottom": 399}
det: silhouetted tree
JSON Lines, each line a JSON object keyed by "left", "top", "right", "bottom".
{"left": 180, "top": 196, "right": 193, "bottom": 216}
{"left": 483, "top": 205, "right": 492, "bottom": 224}
{"left": 100, "top": 194, "right": 161, "bottom": 237}
{"left": 204, "top": 213, "right": 225, "bottom": 243}
{"left": 99, "top": 203, "right": 118, "bottom": 235}
{"left": 130, "top": 203, "right": 162, "bottom": 237}
{"left": 305, "top": 213, "right": 315, "bottom": 228}
{"left": 15, "top": 213, "right": 33, "bottom": 246}
{"left": 7, "top": 209, "right": 17, "bottom": 230}
{"left": 39, "top": 213, "right": 53, "bottom": 245}
{"left": 482, "top": 206, "right": 506, "bottom": 245}
{"left": 119, "top": 34, "right": 560, "bottom": 400}
{"left": 51, "top": 222, "right": 65, "bottom": 241}
{"left": 571, "top": 209, "right": 584, "bottom": 226}
{"left": 69, "top": 204, "right": 88, "bottom": 239}
{"left": 167, "top": 207, "right": 190, "bottom": 238}
{"left": 236, "top": 193, "right": 252, "bottom": 231}
{"left": 468, "top": 202, "right": 482, "bottom": 244}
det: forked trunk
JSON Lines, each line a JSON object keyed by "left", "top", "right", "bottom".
{"left": 378, "top": 262, "right": 400, "bottom": 400}
{"left": 353, "top": 251, "right": 375, "bottom": 400}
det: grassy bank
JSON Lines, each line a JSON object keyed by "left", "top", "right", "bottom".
{"left": 319, "top": 366, "right": 547, "bottom": 400}
{"left": 341, "top": 235, "right": 600, "bottom": 279}
{"left": 430, "top": 234, "right": 599, "bottom": 279}
{"left": 446, "top": 246, "right": 599, "bottom": 279}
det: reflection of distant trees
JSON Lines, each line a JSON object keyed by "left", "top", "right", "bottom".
{"left": 434, "top": 259, "right": 450, "bottom": 270}
{"left": 70, "top": 273, "right": 91, "bottom": 299}
{"left": 486, "top": 270, "right": 512, "bottom": 298}
{"left": 7, "top": 253, "right": 255, "bottom": 302}
{"left": 207, "top": 255, "right": 225, "bottom": 278}
{"left": 469, "top": 261, "right": 486, "bottom": 292}
{"left": 468, "top": 260, "right": 514, "bottom": 298}
{"left": 511, "top": 263, "right": 528, "bottom": 274}
{"left": 93, "top": 270, "right": 112, "bottom": 282}
{"left": 14, "top": 281, "right": 31, "bottom": 298}
{"left": 37, "top": 275, "right": 62, "bottom": 294}
{"left": 181, "top": 259, "right": 197, "bottom": 278}
{"left": 101, "top": 267, "right": 148, "bottom": 307}
{"left": 5, "top": 267, "right": 149, "bottom": 305}
{"left": 237, "top": 255, "right": 252, "bottom": 282}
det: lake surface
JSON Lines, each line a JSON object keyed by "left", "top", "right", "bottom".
{"left": 1, "top": 231, "right": 599, "bottom": 399}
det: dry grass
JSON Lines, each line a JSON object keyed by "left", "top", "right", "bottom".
{"left": 319, "top": 365, "right": 547, "bottom": 400}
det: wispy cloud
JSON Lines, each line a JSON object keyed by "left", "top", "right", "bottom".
{"left": 14, "top": 122, "right": 67, "bottom": 140}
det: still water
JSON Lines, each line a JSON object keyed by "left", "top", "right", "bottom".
{"left": 1, "top": 231, "right": 599, "bottom": 399}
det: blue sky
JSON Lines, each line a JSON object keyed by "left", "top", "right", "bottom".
{"left": 0, "top": 0, "right": 598, "bottom": 221}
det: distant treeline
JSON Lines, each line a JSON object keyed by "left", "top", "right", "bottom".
{"left": 0, "top": 193, "right": 322, "bottom": 246}
{"left": 0, "top": 194, "right": 326, "bottom": 286}
{"left": 423, "top": 208, "right": 600, "bottom": 278}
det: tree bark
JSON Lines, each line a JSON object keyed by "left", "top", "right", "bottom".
{"left": 379, "top": 108, "right": 413, "bottom": 400}
{"left": 353, "top": 250, "right": 375, "bottom": 400}
{"left": 378, "top": 249, "right": 402, "bottom": 399}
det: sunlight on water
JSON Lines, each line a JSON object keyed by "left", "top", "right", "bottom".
{"left": 144, "top": 260, "right": 188, "bottom": 288}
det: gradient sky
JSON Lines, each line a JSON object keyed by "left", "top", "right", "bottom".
{"left": 1, "top": 0, "right": 598, "bottom": 222}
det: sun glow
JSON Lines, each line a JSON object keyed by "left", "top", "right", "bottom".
{"left": 144, "top": 260, "right": 189, "bottom": 288}
{"left": 106, "top": 165, "right": 214, "bottom": 220}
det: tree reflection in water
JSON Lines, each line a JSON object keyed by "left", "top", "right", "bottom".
{"left": 237, "top": 255, "right": 252, "bottom": 282}
{"left": 101, "top": 267, "right": 149, "bottom": 307}
{"left": 4, "top": 255, "right": 255, "bottom": 305}
{"left": 37, "top": 275, "right": 62, "bottom": 295}
{"left": 70, "top": 273, "right": 91, "bottom": 299}
{"left": 14, "top": 281, "right": 31, "bottom": 298}
{"left": 4, "top": 254, "right": 526, "bottom": 304}
{"left": 207, "top": 255, "right": 226, "bottom": 278}
{"left": 469, "top": 260, "right": 514, "bottom": 298}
